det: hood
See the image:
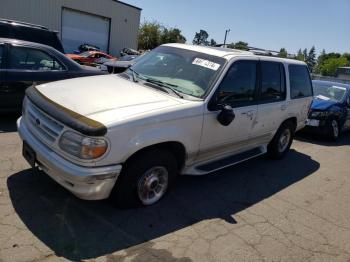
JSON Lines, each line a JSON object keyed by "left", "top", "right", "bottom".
{"left": 311, "top": 96, "right": 338, "bottom": 110}
{"left": 35, "top": 75, "right": 185, "bottom": 125}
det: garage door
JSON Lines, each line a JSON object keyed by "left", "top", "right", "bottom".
{"left": 62, "top": 8, "right": 110, "bottom": 53}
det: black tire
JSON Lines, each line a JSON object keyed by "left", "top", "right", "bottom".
{"left": 327, "top": 119, "right": 340, "bottom": 141}
{"left": 267, "top": 121, "right": 295, "bottom": 160}
{"left": 111, "top": 149, "right": 177, "bottom": 208}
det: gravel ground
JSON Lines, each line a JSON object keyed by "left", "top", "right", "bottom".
{"left": 1, "top": 115, "right": 350, "bottom": 262}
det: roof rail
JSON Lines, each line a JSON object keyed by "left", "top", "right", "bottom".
{"left": 0, "top": 18, "right": 49, "bottom": 30}
{"left": 247, "top": 46, "right": 296, "bottom": 58}
{"left": 215, "top": 44, "right": 296, "bottom": 58}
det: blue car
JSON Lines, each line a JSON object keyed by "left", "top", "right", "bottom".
{"left": 305, "top": 80, "right": 350, "bottom": 140}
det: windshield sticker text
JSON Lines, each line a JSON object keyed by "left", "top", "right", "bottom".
{"left": 316, "top": 95, "right": 330, "bottom": 100}
{"left": 332, "top": 85, "right": 347, "bottom": 91}
{"left": 192, "top": 58, "right": 220, "bottom": 71}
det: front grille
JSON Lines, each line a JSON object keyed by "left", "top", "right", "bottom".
{"left": 25, "top": 100, "right": 64, "bottom": 145}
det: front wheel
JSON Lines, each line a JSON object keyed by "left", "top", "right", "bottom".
{"left": 267, "top": 121, "right": 295, "bottom": 159}
{"left": 328, "top": 119, "right": 340, "bottom": 141}
{"left": 111, "top": 149, "right": 177, "bottom": 208}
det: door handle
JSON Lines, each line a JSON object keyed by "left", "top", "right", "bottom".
{"left": 242, "top": 110, "right": 254, "bottom": 118}
{"left": 281, "top": 104, "right": 287, "bottom": 111}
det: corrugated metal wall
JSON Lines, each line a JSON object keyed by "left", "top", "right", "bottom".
{"left": 0, "top": 0, "right": 141, "bottom": 56}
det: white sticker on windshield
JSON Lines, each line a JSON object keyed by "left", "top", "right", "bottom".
{"left": 192, "top": 58, "right": 220, "bottom": 71}
{"left": 332, "top": 85, "right": 347, "bottom": 90}
{"left": 316, "top": 95, "right": 330, "bottom": 100}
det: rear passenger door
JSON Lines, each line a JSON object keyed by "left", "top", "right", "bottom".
{"left": 251, "top": 60, "right": 287, "bottom": 142}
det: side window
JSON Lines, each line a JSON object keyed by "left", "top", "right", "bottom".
{"left": 9, "top": 46, "right": 64, "bottom": 71}
{"left": 260, "top": 61, "right": 286, "bottom": 101}
{"left": 216, "top": 60, "right": 257, "bottom": 107}
{"left": 289, "top": 65, "right": 313, "bottom": 99}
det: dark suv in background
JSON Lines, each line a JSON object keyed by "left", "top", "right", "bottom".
{"left": 0, "top": 19, "right": 64, "bottom": 52}
{"left": 0, "top": 38, "right": 106, "bottom": 112}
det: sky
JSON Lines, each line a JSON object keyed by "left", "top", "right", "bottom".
{"left": 125, "top": 0, "right": 350, "bottom": 55}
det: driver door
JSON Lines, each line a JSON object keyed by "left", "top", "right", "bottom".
{"left": 197, "top": 58, "right": 259, "bottom": 163}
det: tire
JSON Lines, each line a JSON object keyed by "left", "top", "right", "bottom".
{"left": 327, "top": 119, "right": 340, "bottom": 141}
{"left": 267, "top": 121, "right": 295, "bottom": 160}
{"left": 111, "top": 149, "right": 178, "bottom": 208}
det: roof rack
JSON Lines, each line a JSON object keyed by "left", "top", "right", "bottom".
{"left": 247, "top": 46, "right": 296, "bottom": 58}
{"left": 214, "top": 44, "right": 296, "bottom": 58}
{"left": 0, "top": 18, "right": 49, "bottom": 30}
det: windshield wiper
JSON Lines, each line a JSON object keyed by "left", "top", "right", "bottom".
{"left": 127, "top": 69, "right": 184, "bottom": 99}
{"left": 128, "top": 67, "right": 139, "bottom": 82}
{"left": 143, "top": 77, "right": 184, "bottom": 99}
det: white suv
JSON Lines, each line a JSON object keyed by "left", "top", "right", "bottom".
{"left": 17, "top": 44, "right": 313, "bottom": 207}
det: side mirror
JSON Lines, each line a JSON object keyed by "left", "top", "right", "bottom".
{"left": 217, "top": 105, "right": 235, "bottom": 126}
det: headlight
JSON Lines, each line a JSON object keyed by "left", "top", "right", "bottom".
{"left": 59, "top": 131, "right": 108, "bottom": 159}
{"left": 310, "top": 111, "right": 329, "bottom": 118}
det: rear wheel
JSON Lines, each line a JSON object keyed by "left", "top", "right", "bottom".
{"left": 112, "top": 149, "right": 177, "bottom": 208}
{"left": 267, "top": 121, "right": 295, "bottom": 159}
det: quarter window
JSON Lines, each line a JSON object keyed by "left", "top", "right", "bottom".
{"left": 216, "top": 60, "right": 257, "bottom": 107}
{"left": 289, "top": 65, "right": 313, "bottom": 99}
{"left": 9, "top": 46, "right": 64, "bottom": 71}
{"left": 260, "top": 61, "right": 286, "bottom": 101}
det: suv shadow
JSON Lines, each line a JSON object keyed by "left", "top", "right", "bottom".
{"left": 7, "top": 149, "right": 319, "bottom": 261}
{"left": 296, "top": 131, "right": 350, "bottom": 147}
{"left": 0, "top": 114, "right": 20, "bottom": 133}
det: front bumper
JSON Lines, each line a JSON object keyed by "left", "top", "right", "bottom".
{"left": 17, "top": 117, "right": 122, "bottom": 200}
{"left": 303, "top": 119, "right": 328, "bottom": 135}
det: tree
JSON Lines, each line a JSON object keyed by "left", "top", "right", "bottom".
{"left": 138, "top": 21, "right": 187, "bottom": 50}
{"left": 303, "top": 48, "right": 308, "bottom": 62}
{"left": 227, "top": 41, "right": 249, "bottom": 50}
{"left": 278, "top": 48, "right": 288, "bottom": 58}
{"left": 161, "top": 28, "right": 186, "bottom": 44}
{"left": 314, "top": 49, "right": 326, "bottom": 74}
{"left": 138, "top": 21, "right": 162, "bottom": 50}
{"left": 296, "top": 49, "right": 304, "bottom": 61}
{"left": 193, "top": 30, "right": 209, "bottom": 45}
{"left": 210, "top": 39, "right": 217, "bottom": 46}
{"left": 320, "top": 56, "right": 349, "bottom": 76}
{"left": 234, "top": 41, "right": 249, "bottom": 50}
{"left": 306, "top": 46, "right": 316, "bottom": 72}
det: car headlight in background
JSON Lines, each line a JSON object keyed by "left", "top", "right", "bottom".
{"left": 59, "top": 131, "right": 108, "bottom": 159}
{"left": 310, "top": 111, "right": 329, "bottom": 118}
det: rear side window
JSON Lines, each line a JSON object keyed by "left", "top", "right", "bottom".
{"left": 289, "top": 65, "right": 313, "bottom": 99}
{"left": 9, "top": 46, "right": 64, "bottom": 71}
{"left": 260, "top": 61, "right": 286, "bottom": 101}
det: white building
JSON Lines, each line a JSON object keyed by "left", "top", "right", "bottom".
{"left": 0, "top": 0, "right": 141, "bottom": 56}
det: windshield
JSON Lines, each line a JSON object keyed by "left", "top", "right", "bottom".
{"left": 128, "top": 46, "right": 226, "bottom": 98}
{"left": 313, "top": 82, "right": 348, "bottom": 102}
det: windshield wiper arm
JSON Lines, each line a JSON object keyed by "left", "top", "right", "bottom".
{"left": 144, "top": 78, "right": 184, "bottom": 99}
{"left": 128, "top": 67, "right": 139, "bottom": 82}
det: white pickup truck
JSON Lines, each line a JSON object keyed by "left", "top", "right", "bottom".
{"left": 17, "top": 44, "right": 313, "bottom": 207}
